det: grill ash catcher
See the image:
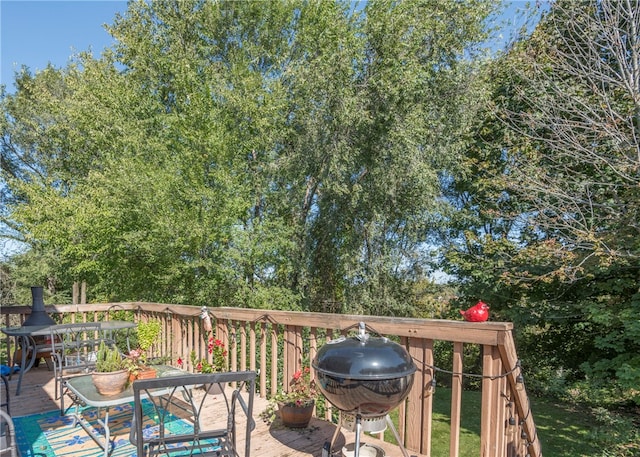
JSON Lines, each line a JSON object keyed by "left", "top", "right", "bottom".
{"left": 312, "top": 322, "right": 417, "bottom": 457}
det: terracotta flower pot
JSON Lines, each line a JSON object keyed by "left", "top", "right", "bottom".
{"left": 278, "top": 400, "right": 315, "bottom": 428}
{"left": 92, "top": 369, "right": 129, "bottom": 395}
{"left": 129, "top": 366, "right": 157, "bottom": 383}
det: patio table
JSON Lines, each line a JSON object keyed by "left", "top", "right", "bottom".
{"left": 65, "top": 366, "right": 190, "bottom": 457}
{"left": 0, "top": 321, "right": 135, "bottom": 395}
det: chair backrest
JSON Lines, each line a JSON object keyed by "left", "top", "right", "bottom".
{"left": 132, "top": 370, "right": 257, "bottom": 457}
{"left": 48, "top": 322, "right": 106, "bottom": 373}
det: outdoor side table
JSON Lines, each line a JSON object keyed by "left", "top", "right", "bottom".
{"left": 65, "top": 365, "right": 188, "bottom": 457}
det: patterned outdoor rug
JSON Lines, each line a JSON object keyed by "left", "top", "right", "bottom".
{"left": 13, "top": 400, "right": 213, "bottom": 457}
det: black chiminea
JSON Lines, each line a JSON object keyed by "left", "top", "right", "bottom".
{"left": 22, "top": 286, "right": 56, "bottom": 326}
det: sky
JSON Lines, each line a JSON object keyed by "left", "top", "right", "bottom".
{"left": 1, "top": 0, "right": 127, "bottom": 92}
{"left": 1, "top": 1, "right": 540, "bottom": 93}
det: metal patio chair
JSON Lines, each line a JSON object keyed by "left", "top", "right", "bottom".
{"left": 131, "top": 370, "right": 257, "bottom": 457}
{"left": 0, "top": 410, "right": 16, "bottom": 457}
{"left": 0, "top": 375, "right": 8, "bottom": 416}
{"left": 48, "top": 322, "right": 110, "bottom": 414}
{"left": 0, "top": 375, "right": 17, "bottom": 457}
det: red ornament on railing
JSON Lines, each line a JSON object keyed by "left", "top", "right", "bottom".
{"left": 459, "top": 300, "right": 490, "bottom": 322}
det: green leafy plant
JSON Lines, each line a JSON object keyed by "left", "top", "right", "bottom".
{"left": 124, "top": 320, "right": 162, "bottom": 375}
{"left": 136, "top": 320, "right": 162, "bottom": 361}
{"left": 278, "top": 367, "right": 318, "bottom": 407}
{"left": 95, "top": 341, "right": 125, "bottom": 372}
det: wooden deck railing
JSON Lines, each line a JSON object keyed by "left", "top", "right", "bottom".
{"left": 1, "top": 302, "right": 542, "bottom": 457}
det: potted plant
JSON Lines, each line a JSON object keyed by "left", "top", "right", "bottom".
{"left": 189, "top": 336, "right": 227, "bottom": 374}
{"left": 177, "top": 335, "right": 227, "bottom": 394}
{"left": 125, "top": 320, "right": 162, "bottom": 381}
{"left": 92, "top": 341, "right": 128, "bottom": 395}
{"left": 262, "top": 367, "right": 319, "bottom": 428}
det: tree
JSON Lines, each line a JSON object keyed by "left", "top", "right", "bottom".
{"left": 508, "top": 0, "right": 639, "bottom": 401}
{"left": 443, "top": 0, "right": 639, "bottom": 402}
{"left": 2, "top": 0, "right": 499, "bottom": 314}
{"left": 268, "top": 0, "right": 496, "bottom": 314}
{"left": 504, "top": 0, "right": 639, "bottom": 276}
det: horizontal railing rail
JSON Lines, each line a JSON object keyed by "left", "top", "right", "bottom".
{"left": 0, "top": 302, "right": 541, "bottom": 457}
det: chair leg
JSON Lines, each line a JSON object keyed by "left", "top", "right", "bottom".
{"left": 0, "top": 374, "right": 9, "bottom": 416}
{"left": 52, "top": 356, "right": 61, "bottom": 400}
{"left": 59, "top": 380, "right": 65, "bottom": 415}
{"left": 0, "top": 409, "right": 17, "bottom": 457}
{"left": 53, "top": 373, "right": 59, "bottom": 400}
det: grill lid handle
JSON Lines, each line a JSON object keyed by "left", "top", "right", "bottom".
{"left": 356, "top": 321, "right": 369, "bottom": 343}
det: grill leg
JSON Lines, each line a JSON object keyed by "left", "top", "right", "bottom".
{"left": 385, "top": 414, "right": 411, "bottom": 457}
{"left": 353, "top": 414, "right": 363, "bottom": 457}
{"left": 329, "top": 413, "right": 413, "bottom": 457}
{"left": 328, "top": 413, "right": 344, "bottom": 455}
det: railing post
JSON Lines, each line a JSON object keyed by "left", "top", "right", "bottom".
{"left": 481, "top": 344, "right": 504, "bottom": 457}
{"left": 450, "top": 342, "right": 463, "bottom": 457}
{"left": 270, "top": 323, "right": 278, "bottom": 397}
{"left": 406, "top": 336, "right": 433, "bottom": 456}
{"left": 72, "top": 282, "right": 79, "bottom": 305}
{"left": 259, "top": 322, "right": 267, "bottom": 397}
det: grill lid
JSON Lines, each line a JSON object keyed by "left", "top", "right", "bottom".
{"left": 312, "top": 322, "right": 417, "bottom": 416}
{"left": 312, "top": 323, "right": 416, "bottom": 380}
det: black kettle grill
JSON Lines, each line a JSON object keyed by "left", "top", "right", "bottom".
{"left": 313, "top": 322, "right": 416, "bottom": 457}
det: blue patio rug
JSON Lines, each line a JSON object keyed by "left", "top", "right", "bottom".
{"left": 13, "top": 400, "right": 220, "bottom": 457}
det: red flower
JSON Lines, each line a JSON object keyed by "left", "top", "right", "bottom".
{"left": 276, "top": 366, "right": 318, "bottom": 408}
{"left": 186, "top": 336, "right": 227, "bottom": 373}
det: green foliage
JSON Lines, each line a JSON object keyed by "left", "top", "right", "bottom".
{"left": 587, "top": 407, "right": 640, "bottom": 457}
{"left": 439, "top": 0, "right": 640, "bottom": 406}
{"left": 1, "top": 0, "right": 499, "bottom": 313}
{"left": 135, "top": 320, "right": 162, "bottom": 353}
{"left": 128, "top": 320, "right": 163, "bottom": 366}
{"left": 3, "top": 0, "right": 637, "bottom": 416}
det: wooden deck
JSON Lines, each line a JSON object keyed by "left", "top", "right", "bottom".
{"left": 2, "top": 363, "right": 424, "bottom": 457}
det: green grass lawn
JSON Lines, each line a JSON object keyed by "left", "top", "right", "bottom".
{"left": 376, "top": 388, "right": 636, "bottom": 457}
